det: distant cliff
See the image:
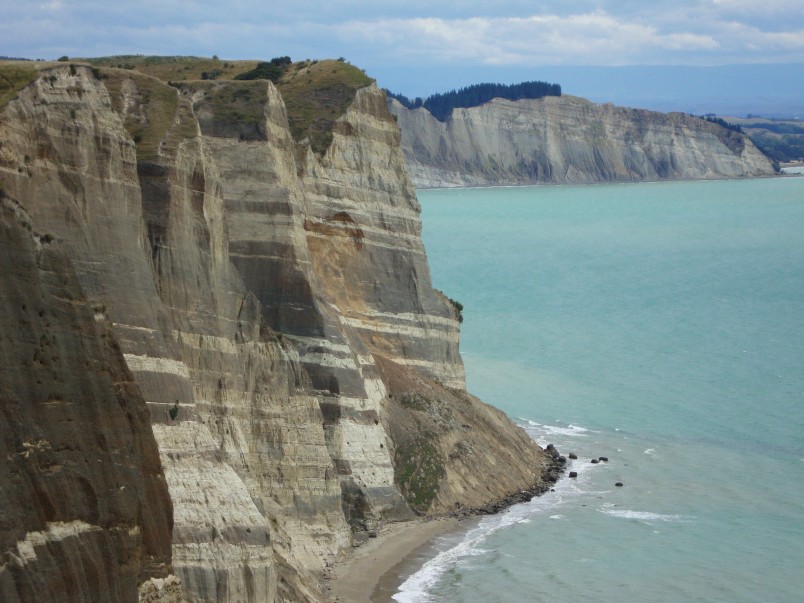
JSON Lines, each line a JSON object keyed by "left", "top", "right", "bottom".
{"left": 388, "top": 95, "right": 777, "bottom": 188}
{"left": 0, "top": 58, "right": 556, "bottom": 602}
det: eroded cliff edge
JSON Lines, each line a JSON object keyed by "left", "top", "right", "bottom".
{"left": 388, "top": 95, "right": 776, "bottom": 188}
{"left": 0, "top": 60, "right": 554, "bottom": 602}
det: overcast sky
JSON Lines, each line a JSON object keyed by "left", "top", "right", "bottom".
{"left": 3, "top": 1, "right": 803, "bottom": 106}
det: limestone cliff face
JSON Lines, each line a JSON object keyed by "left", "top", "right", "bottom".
{"left": 389, "top": 95, "right": 776, "bottom": 188}
{"left": 0, "top": 62, "right": 552, "bottom": 602}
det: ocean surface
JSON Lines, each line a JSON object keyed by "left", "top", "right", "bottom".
{"left": 394, "top": 177, "right": 804, "bottom": 603}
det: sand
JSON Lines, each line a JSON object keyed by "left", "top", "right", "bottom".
{"left": 325, "top": 517, "right": 465, "bottom": 603}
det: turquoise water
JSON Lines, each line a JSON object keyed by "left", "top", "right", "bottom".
{"left": 395, "top": 178, "right": 804, "bottom": 602}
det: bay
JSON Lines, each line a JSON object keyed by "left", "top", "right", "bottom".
{"left": 394, "top": 177, "right": 804, "bottom": 603}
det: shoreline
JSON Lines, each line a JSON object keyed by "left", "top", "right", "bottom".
{"left": 413, "top": 171, "right": 796, "bottom": 192}
{"left": 326, "top": 452, "right": 565, "bottom": 602}
{"left": 326, "top": 517, "right": 465, "bottom": 603}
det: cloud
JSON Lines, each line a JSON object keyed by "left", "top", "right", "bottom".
{"left": 335, "top": 12, "right": 724, "bottom": 65}
{"left": 2, "top": 1, "right": 802, "bottom": 67}
{"left": 710, "top": 0, "right": 791, "bottom": 13}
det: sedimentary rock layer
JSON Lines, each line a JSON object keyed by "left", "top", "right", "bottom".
{"left": 389, "top": 95, "right": 776, "bottom": 188}
{"left": 0, "top": 194, "right": 174, "bottom": 601}
{"left": 0, "top": 60, "right": 551, "bottom": 602}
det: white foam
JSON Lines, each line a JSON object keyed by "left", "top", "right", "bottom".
{"left": 394, "top": 465, "right": 578, "bottom": 602}
{"left": 644, "top": 448, "right": 656, "bottom": 455}
{"left": 600, "top": 509, "right": 690, "bottom": 522}
{"left": 521, "top": 420, "right": 595, "bottom": 443}
{"left": 394, "top": 424, "right": 600, "bottom": 602}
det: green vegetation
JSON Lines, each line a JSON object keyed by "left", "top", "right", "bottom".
{"left": 184, "top": 80, "right": 268, "bottom": 141}
{"left": 234, "top": 56, "right": 291, "bottom": 83}
{"left": 0, "top": 62, "right": 39, "bottom": 109}
{"left": 275, "top": 59, "right": 373, "bottom": 155}
{"left": 697, "top": 114, "right": 743, "bottom": 134}
{"left": 387, "top": 80, "right": 562, "bottom": 122}
{"left": 399, "top": 392, "right": 429, "bottom": 411}
{"left": 102, "top": 70, "right": 179, "bottom": 161}
{"left": 693, "top": 114, "right": 804, "bottom": 164}
{"left": 169, "top": 401, "right": 179, "bottom": 420}
{"left": 750, "top": 132, "right": 804, "bottom": 163}
{"left": 83, "top": 55, "right": 261, "bottom": 82}
{"left": 395, "top": 439, "right": 443, "bottom": 511}
{"left": 730, "top": 116, "right": 804, "bottom": 163}
{"left": 447, "top": 297, "right": 464, "bottom": 323}
{"left": 69, "top": 55, "right": 375, "bottom": 155}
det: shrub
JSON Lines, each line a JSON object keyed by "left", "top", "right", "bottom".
{"left": 448, "top": 297, "right": 464, "bottom": 322}
{"left": 396, "top": 439, "right": 444, "bottom": 510}
{"left": 234, "top": 56, "right": 291, "bottom": 83}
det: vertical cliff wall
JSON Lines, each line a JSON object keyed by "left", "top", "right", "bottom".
{"left": 0, "top": 193, "right": 174, "bottom": 600}
{"left": 0, "top": 61, "right": 553, "bottom": 602}
{"left": 389, "top": 95, "right": 777, "bottom": 188}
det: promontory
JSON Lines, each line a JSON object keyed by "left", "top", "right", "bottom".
{"left": 0, "top": 57, "right": 557, "bottom": 602}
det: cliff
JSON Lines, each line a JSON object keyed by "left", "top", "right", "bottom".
{"left": 388, "top": 95, "right": 777, "bottom": 188}
{"left": 0, "top": 59, "right": 554, "bottom": 602}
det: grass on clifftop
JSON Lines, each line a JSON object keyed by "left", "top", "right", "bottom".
{"left": 81, "top": 56, "right": 375, "bottom": 155}
{"left": 275, "top": 59, "right": 374, "bottom": 155}
{"left": 180, "top": 80, "right": 269, "bottom": 141}
{"left": 0, "top": 62, "right": 39, "bottom": 109}
{"left": 101, "top": 69, "right": 180, "bottom": 161}
{"left": 83, "top": 55, "right": 261, "bottom": 83}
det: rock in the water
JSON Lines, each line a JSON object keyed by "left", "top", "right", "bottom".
{"left": 599, "top": 457, "right": 609, "bottom": 462}
{"left": 568, "top": 453, "right": 578, "bottom": 460}
{"left": 615, "top": 482, "right": 624, "bottom": 487}
{"left": 591, "top": 458, "right": 600, "bottom": 464}
{"left": 569, "top": 472, "right": 578, "bottom": 478}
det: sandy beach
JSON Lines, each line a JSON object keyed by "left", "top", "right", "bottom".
{"left": 326, "top": 517, "right": 465, "bottom": 603}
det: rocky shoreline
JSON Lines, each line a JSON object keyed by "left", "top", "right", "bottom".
{"left": 450, "top": 443, "right": 567, "bottom": 518}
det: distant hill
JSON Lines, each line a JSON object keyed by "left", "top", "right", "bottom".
{"left": 723, "top": 116, "right": 804, "bottom": 164}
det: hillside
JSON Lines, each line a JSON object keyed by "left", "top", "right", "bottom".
{"left": 724, "top": 115, "right": 804, "bottom": 165}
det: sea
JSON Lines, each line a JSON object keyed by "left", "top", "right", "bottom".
{"left": 393, "top": 176, "right": 804, "bottom": 603}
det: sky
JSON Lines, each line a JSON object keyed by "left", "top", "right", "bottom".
{"left": 3, "top": 1, "right": 803, "bottom": 114}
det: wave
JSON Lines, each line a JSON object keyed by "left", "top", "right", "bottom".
{"left": 392, "top": 524, "right": 491, "bottom": 603}
{"left": 393, "top": 485, "right": 570, "bottom": 602}
{"left": 600, "top": 509, "right": 692, "bottom": 522}
{"left": 520, "top": 419, "right": 594, "bottom": 438}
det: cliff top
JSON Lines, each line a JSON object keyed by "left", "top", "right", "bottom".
{"left": 0, "top": 61, "right": 41, "bottom": 108}
{"left": 81, "top": 56, "right": 374, "bottom": 153}
{"left": 1, "top": 55, "right": 375, "bottom": 155}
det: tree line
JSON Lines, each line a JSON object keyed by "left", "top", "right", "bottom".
{"left": 386, "top": 80, "right": 562, "bottom": 122}
{"left": 698, "top": 114, "right": 743, "bottom": 133}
